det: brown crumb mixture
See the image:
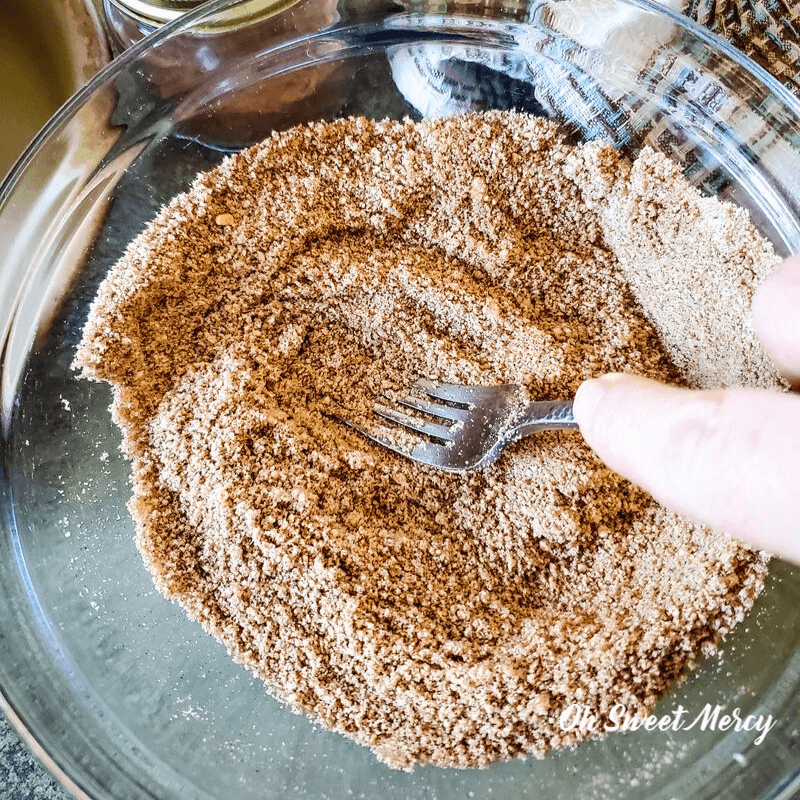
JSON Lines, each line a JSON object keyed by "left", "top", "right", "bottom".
{"left": 74, "top": 111, "right": 780, "bottom": 770}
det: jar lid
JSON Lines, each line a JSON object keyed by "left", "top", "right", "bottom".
{"left": 105, "top": 0, "right": 294, "bottom": 28}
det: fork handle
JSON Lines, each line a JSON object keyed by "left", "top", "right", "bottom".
{"left": 509, "top": 400, "right": 578, "bottom": 438}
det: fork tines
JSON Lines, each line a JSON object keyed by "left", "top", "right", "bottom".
{"left": 372, "top": 380, "right": 471, "bottom": 444}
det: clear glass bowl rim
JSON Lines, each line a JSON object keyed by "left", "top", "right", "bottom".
{"left": 6, "top": 0, "right": 800, "bottom": 212}
{"left": 3, "top": 0, "right": 800, "bottom": 798}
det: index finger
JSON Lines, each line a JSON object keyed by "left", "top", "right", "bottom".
{"left": 752, "top": 254, "right": 800, "bottom": 386}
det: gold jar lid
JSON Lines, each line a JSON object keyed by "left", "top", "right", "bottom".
{"left": 105, "top": 0, "right": 298, "bottom": 31}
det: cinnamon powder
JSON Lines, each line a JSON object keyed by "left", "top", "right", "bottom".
{"left": 74, "top": 111, "right": 780, "bottom": 770}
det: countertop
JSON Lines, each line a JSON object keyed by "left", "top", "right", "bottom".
{"left": 0, "top": 714, "right": 70, "bottom": 800}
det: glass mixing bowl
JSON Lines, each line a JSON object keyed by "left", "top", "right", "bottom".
{"left": 3, "top": 0, "right": 800, "bottom": 797}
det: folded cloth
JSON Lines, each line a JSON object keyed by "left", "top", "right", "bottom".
{"left": 688, "top": 0, "right": 800, "bottom": 90}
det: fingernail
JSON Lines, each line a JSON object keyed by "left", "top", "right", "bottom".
{"left": 574, "top": 379, "right": 605, "bottom": 429}
{"left": 574, "top": 373, "right": 627, "bottom": 429}
{"left": 598, "top": 372, "right": 628, "bottom": 385}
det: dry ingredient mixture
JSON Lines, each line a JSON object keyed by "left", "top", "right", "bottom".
{"left": 75, "top": 111, "right": 782, "bottom": 770}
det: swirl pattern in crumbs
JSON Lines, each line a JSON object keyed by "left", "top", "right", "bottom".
{"left": 75, "top": 111, "right": 780, "bottom": 770}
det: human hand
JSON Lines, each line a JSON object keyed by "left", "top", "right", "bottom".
{"left": 573, "top": 255, "right": 800, "bottom": 563}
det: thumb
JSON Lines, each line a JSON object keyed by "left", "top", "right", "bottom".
{"left": 573, "top": 373, "right": 800, "bottom": 563}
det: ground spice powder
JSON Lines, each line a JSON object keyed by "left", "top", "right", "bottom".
{"left": 75, "top": 111, "right": 780, "bottom": 770}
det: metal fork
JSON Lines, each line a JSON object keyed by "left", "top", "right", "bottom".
{"left": 346, "top": 378, "right": 579, "bottom": 472}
